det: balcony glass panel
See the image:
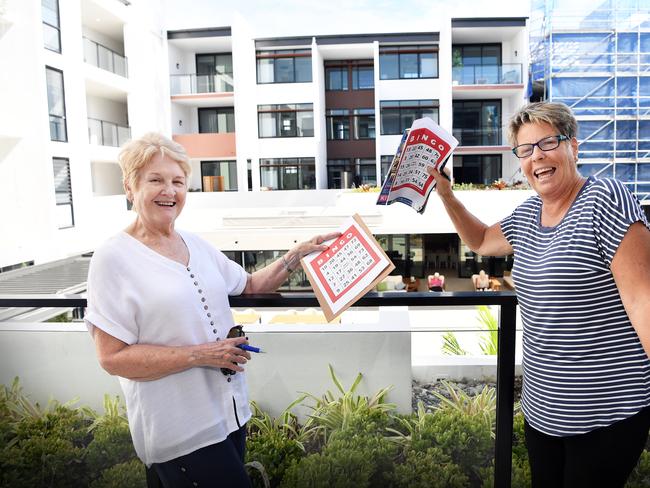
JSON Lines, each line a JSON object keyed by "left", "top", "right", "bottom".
{"left": 83, "top": 37, "right": 128, "bottom": 78}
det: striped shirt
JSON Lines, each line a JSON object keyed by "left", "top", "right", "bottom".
{"left": 501, "top": 177, "right": 650, "bottom": 437}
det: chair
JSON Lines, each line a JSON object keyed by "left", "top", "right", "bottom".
{"left": 376, "top": 275, "right": 405, "bottom": 292}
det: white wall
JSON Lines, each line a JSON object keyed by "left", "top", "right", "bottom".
{"left": 86, "top": 95, "right": 128, "bottom": 124}
{"left": 91, "top": 161, "right": 124, "bottom": 195}
{"left": 167, "top": 42, "right": 195, "bottom": 75}
{"left": 82, "top": 25, "right": 124, "bottom": 54}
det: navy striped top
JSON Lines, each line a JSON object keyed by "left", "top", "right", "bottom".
{"left": 501, "top": 177, "right": 650, "bottom": 436}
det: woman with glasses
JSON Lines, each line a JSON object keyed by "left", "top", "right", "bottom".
{"left": 428, "top": 102, "right": 650, "bottom": 487}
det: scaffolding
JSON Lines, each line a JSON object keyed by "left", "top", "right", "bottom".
{"left": 531, "top": 0, "right": 650, "bottom": 203}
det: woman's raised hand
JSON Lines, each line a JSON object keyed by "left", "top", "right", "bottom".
{"left": 427, "top": 166, "right": 453, "bottom": 198}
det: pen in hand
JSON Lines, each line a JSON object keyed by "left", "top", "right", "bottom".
{"left": 238, "top": 344, "right": 264, "bottom": 354}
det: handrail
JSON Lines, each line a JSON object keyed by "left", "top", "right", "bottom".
{"left": 452, "top": 63, "right": 522, "bottom": 85}
{"left": 87, "top": 117, "right": 131, "bottom": 147}
{"left": 0, "top": 291, "right": 518, "bottom": 488}
{"left": 169, "top": 73, "right": 234, "bottom": 95}
{"left": 83, "top": 37, "right": 128, "bottom": 78}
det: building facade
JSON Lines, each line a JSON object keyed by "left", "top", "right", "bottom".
{"left": 1, "top": 0, "right": 532, "bottom": 285}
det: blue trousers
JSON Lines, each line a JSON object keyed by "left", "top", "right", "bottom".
{"left": 147, "top": 425, "right": 251, "bottom": 488}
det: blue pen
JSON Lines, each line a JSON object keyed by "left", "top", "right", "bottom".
{"left": 238, "top": 344, "right": 264, "bottom": 354}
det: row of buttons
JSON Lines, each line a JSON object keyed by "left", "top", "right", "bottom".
{"left": 187, "top": 266, "right": 216, "bottom": 335}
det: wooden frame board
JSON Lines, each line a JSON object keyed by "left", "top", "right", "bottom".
{"left": 301, "top": 214, "right": 395, "bottom": 322}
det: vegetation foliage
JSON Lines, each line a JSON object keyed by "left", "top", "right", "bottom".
{"left": 2, "top": 369, "right": 649, "bottom": 488}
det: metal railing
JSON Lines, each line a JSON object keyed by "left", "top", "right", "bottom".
{"left": 453, "top": 127, "right": 503, "bottom": 146}
{"left": 83, "top": 37, "right": 128, "bottom": 78}
{"left": 452, "top": 63, "right": 522, "bottom": 85}
{"left": 0, "top": 291, "right": 518, "bottom": 488}
{"left": 87, "top": 118, "right": 130, "bottom": 147}
{"left": 170, "top": 73, "right": 234, "bottom": 95}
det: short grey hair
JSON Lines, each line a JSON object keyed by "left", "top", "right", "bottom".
{"left": 507, "top": 102, "right": 578, "bottom": 146}
{"left": 118, "top": 132, "right": 191, "bottom": 192}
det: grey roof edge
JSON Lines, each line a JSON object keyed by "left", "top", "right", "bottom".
{"left": 452, "top": 17, "right": 527, "bottom": 28}
{"left": 255, "top": 31, "right": 439, "bottom": 49}
{"left": 167, "top": 27, "right": 232, "bottom": 40}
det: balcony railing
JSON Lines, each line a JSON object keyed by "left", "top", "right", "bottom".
{"left": 452, "top": 63, "right": 522, "bottom": 85}
{"left": 49, "top": 114, "right": 67, "bottom": 142}
{"left": 83, "top": 37, "right": 128, "bottom": 78}
{"left": 453, "top": 127, "right": 503, "bottom": 146}
{"left": 88, "top": 118, "right": 130, "bottom": 147}
{"left": 170, "top": 73, "right": 234, "bottom": 95}
{"left": 0, "top": 292, "right": 517, "bottom": 488}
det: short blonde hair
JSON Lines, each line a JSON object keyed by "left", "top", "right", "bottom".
{"left": 118, "top": 133, "right": 191, "bottom": 191}
{"left": 507, "top": 102, "right": 578, "bottom": 146}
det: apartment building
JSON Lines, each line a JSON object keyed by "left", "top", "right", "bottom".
{"left": 0, "top": 0, "right": 168, "bottom": 275}
{"left": 167, "top": 17, "right": 529, "bottom": 281}
{"left": 0, "top": 1, "right": 531, "bottom": 287}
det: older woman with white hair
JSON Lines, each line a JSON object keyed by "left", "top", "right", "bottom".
{"left": 85, "top": 133, "right": 338, "bottom": 487}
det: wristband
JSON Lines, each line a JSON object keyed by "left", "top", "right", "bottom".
{"left": 281, "top": 255, "right": 294, "bottom": 274}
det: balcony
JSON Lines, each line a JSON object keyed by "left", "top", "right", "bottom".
{"left": 172, "top": 132, "right": 236, "bottom": 159}
{"left": 88, "top": 118, "right": 130, "bottom": 147}
{"left": 0, "top": 292, "right": 519, "bottom": 487}
{"left": 83, "top": 37, "right": 128, "bottom": 77}
{"left": 170, "top": 73, "right": 234, "bottom": 96}
{"left": 452, "top": 64, "right": 522, "bottom": 86}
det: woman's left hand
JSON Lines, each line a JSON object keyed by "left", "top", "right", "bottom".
{"left": 291, "top": 232, "right": 341, "bottom": 259}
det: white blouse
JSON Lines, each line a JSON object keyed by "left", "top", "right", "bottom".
{"left": 85, "top": 230, "right": 251, "bottom": 465}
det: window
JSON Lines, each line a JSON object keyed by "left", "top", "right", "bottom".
{"left": 327, "top": 159, "right": 376, "bottom": 189}
{"left": 326, "top": 110, "right": 350, "bottom": 140}
{"left": 379, "top": 45, "right": 438, "bottom": 80}
{"left": 380, "top": 100, "right": 439, "bottom": 135}
{"left": 325, "top": 67, "right": 348, "bottom": 91}
{"left": 198, "top": 108, "right": 235, "bottom": 133}
{"left": 46, "top": 67, "right": 67, "bottom": 142}
{"left": 324, "top": 61, "right": 374, "bottom": 91}
{"left": 196, "top": 53, "right": 233, "bottom": 92}
{"left": 326, "top": 109, "right": 375, "bottom": 140}
{"left": 201, "top": 161, "right": 237, "bottom": 191}
{"left": 352, "top": 66, "right": 374, "bottom": 89}
{"left": 258, "top": 104, "right": 314, "bottom": 138}
{"left": 453, "top": 100, "right": 501, "bottom": 146}
{"left": 453, "top": 155, "right": 502, "bottom": 185}
{"left": 380, "top": 155, "right": 395, "bottom": 182}
{"left": 452, "top": 44, "right": 501, "bottom": 85}
{"left": 256, "top": 49, "right": 312, "bottom": 84}
{"left": 42, "top": 0, "right": 61, "bottom": 52}
{"left": 259, "top": 158, "right": 315, "bottom": 190}
{"left": 52, "top": 158, "right": 73, "bottom": 228}
{"left": 0, "top": 261, "right": 34, "bottom": 274}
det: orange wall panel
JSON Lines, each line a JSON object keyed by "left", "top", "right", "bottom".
{"left": 172, "top": 133, "right": 236, "bottom": 159}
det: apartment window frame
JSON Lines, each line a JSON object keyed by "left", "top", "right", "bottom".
{"left": 379, "top": 45, "right": 439, "bottom": 80}
{"left": 52, "top": 157, "right": 74, "bottom": 229}
{"left": 195, "top": 53, "right": 234, "bottom": 92}
{"left": 452, "top": 44, "right": 502, "bottom": 85}
{"left": 453, "top": 154, "right": 503, "bottom": 186}
{"left": 198, "top": 107, "right": 235, "bottom": 134}
{"left": 200, "top": 160, "right": 238, "bottom": 191}
{"left": 258, "top": 104, "right": 314, "bottom": 138}
{"left": 46, "top": 66, "right": 68, "bottom": 142}
{"left": 259, "top": 157, "right": 316, "bottom": 190}
{"left": 327, "top": 158, "right": 377, "bottom": 189}
{"left": 452, "top": 99, "right": 502, "bottom": 146}
{"left": 380, "top": 99, "right": 439, "bottom": 135}
{"left": 42, "top": 0, "right": 61, "bottom": 53}
{"left": 324, "top": 60, "right": 374, "bottom": 91}
{"left": 326, "top": 108, "right": 375, "bottom": 140}
{"left": 256, "top": 49, "right": 312, "bottom": 84}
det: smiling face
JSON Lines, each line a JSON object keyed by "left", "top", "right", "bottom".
{"left": 127, "top": 152, "right": 187, "bottom": 231}
{"left": 516, "top": 121, "right": 580, "bottom": 201}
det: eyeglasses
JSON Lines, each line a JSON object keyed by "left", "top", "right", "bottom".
{"left": 512, "top": 135, "right": 569, "bottom": 159}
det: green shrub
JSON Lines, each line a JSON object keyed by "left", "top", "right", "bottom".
{"left": 89, "top": 458, "right": 146, "bottom": 488}
{"left": 280, "top": 428, "right": 397, "bottom": 488}
{"left": 247, "top": 432, "right": 305, "bottom": 488}
{"left": 627, "top": 450, "right": 650, "bottom": 488}
{"left": 391, "top": 447, "right": 468, "bottom": 488}
{"left": 0, "top": 405, "right": 91, "bottom": 487}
